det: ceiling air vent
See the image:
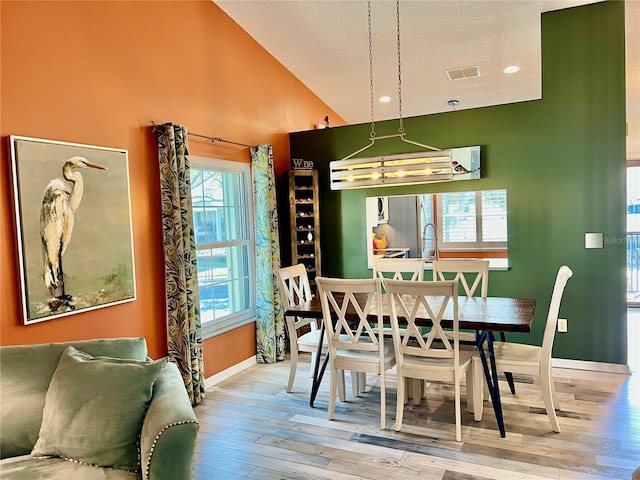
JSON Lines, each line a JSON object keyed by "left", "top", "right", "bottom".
{"left": 446, "top": 65, "right": 480, "bottom": 81}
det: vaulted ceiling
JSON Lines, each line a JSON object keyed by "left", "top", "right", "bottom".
{"left": 215, "top": 1, "right": 639, "bottom": 159}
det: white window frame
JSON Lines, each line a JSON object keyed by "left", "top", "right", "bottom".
{"left": 190, "top": 156, "right": 256, "bottom": 339}
{"left": 436, "top": 190, "right": 508, "bottom": 252}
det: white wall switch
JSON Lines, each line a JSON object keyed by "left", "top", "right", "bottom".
{"left": 585, "top": 232, "right": 603, "bottom": 249}
{"left": 558, "top": 318, "right": 568, "bottom": 332}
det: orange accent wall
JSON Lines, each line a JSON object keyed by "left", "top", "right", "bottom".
{"left": 0, "top": 1, "right": 344, "bottom": 377}
{"left": 202, "top": 323, "right": 256, "bottom": 374}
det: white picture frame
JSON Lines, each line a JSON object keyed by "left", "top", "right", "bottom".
{"left": 9, "top": 135, "right": 136, "bottom": 325}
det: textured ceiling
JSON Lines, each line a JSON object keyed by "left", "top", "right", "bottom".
{"left": 215, "top": 0, "right": 639, "bottom": 159}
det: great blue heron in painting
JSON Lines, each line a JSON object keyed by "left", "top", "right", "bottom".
{"left": 40, "top": 156, "right": 107, "bottom": 309}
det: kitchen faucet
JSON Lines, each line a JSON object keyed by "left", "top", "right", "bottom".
{"left": 422, "top": 222, "right": 438, "bottom": 260}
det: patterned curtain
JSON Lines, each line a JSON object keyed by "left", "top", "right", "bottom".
{"left": 251, "top": 144, "right": 285, "bottom": 363}
{"left": 156, "top": 122, "right": 205, "bottom": 405}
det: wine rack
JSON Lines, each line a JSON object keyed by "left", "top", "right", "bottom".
{"left": 288, "top": 169, "right": 321, "bottom": 294}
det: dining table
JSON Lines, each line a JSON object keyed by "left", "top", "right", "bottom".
{"left": 284, "top": 293, "right": 537, "bottom": 438}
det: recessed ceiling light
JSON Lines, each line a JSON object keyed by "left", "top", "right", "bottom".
{"left": 379, "top": 95, "right": 391, "bottom": 103}
{"left": 503, "top": 65, "right": 520, "bottom": 74}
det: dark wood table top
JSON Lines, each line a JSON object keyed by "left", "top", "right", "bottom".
{"left": 285, "top": 295, "right": 536, "bottom": 333}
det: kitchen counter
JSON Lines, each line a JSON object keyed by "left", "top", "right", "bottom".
{"left": 374, "top": 248, "right": 410, "bottom": 258}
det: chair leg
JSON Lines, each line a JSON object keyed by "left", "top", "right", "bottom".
{"left": 287, "top": 348, "right": 298, "bottom": 393}
{"left": 411, "top": 378, "right": 421, "bottom": 406}
{"left": 550, "top": 374, "right": 560, "bottom": 409}
{"left": 338, "top": 369, "right": 346, "bottom": 402}
{"left": 328, "top": 364, "right": 338, "bottom": 421}
{"left": 379, "top": 370, "right": 386, "bottom": 430}
{"left": 403, "top": 377, "right": 410, "bottom": 405}
{"left": 466, "top": 367, "right": 474, "bottom": 414}
{"left": 395, "top": 374, "right": 405, "bottom": 431}
{"left": 454, "top": 372, "right": 462, "bottom": 442}
{"left": 541, "top": 369, "right": 561, "bottom": 432}
{"left": 359, "top": 372, "right": 367, "bottom": 394}
{"left": 472, "top": 358, "right": 484, "bottom": 421}
{"left": 351, "top": 371, "right": 359, "bottom": 398}
{"left": 404, "top": 377, "right": 423, "bottom": 402}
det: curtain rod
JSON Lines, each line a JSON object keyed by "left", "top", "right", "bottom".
{"left": 150, "top": 122, "right": 254, "bottom": 148}
{"left": 187, "top": 132, "right": 254, "bottom": 149}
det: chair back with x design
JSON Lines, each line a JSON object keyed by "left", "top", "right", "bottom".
{"left": 432, "top": 260, "right": 489, "bottom": 298}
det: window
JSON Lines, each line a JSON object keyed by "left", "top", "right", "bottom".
{"left": 436, "top": 189, "right": 507, "bottom": 251}
{"left": 190, "top": 157, "right": 255, "bottom": 337}
{"left": 367, "top": 190, "right": 508, "bottom": 269}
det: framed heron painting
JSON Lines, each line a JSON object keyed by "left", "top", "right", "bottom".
{"left": 9, "top": 136, "right": 136, "bottom": 324}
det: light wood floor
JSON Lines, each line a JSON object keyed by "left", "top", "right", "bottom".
{"left": 194, "top": 355, "right": 640, "bottom": 480}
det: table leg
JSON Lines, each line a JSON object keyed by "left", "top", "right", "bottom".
{"left": 498, "top": 332, "right": 516, "bottom": 394}
{"left": 475, "top": 330, "right": 506, "bottom": 438}
{"left": 309, "top": 322, "right": 328, "bottom": 407}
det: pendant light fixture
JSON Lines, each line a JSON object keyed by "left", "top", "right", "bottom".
{"left": 329, "top": 0, "right": 454, "bottom": 190}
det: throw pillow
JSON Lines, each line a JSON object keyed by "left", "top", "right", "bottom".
{"left": 31, "top": 346, "right": 167, "bottom": 471}
{"left": 0, "top": 337, "right": 148, "bottom": 458}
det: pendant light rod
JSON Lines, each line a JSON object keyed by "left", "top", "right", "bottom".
{"left": 395, "top": 0, "right": 404, "bottom": 135}
{"left": 368, "top": 0, "right": 376, "bottom": 140}
{"left": 340, "top": 0, "right": 444, "bottom": 162}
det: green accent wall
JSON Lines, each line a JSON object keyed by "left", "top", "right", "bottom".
{"left": 288, "top": 1, "right": 627, "bottom": 365}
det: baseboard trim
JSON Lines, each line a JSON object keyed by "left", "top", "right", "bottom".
{"left": 202, "top": 355, "right": 629, "bottom": 390}
{"left": 552, "top": 357, "right": 631, "bottom": 375}
{"left": 205, "top": 355, "right": 257, "bottom": 390}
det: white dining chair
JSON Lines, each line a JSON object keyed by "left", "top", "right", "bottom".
{"left": 432, "top": 259, "right": 489, "bottom": 342}
{"left": 385, "top": 278, "right": 475, "bottom": 442}
{"left": 315, "top": 276, "right": 396, "bottom": 429}
{"left": 372, "top": 256, "right": 426, "bottom": 403}
{"left": 471, "top": 265, "right": 573, "bottom": 433}
{"left": 433, "top": 259, "right": 517, "bottom": 395}
{"left": 373, "top": 257, "right": 425, "bottom": 285}
{"left": 432, "top": 259, "right": 489, "bottom": 297}
{"left": 276, "top": 264, "right": 346, "bottom": 400}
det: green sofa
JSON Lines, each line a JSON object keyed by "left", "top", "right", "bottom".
{"left": 0, "top": 337, "right": 199, "bottom": 480}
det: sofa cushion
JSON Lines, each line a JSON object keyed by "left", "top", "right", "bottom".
{"left": 0, "top": 337, "right": 148, "bottom": 459}
{"left": 0, "top": 454, "right": 140, "bottom": 480}
{"left": 31, "top": 346, "right": 167, "bottom": 471}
